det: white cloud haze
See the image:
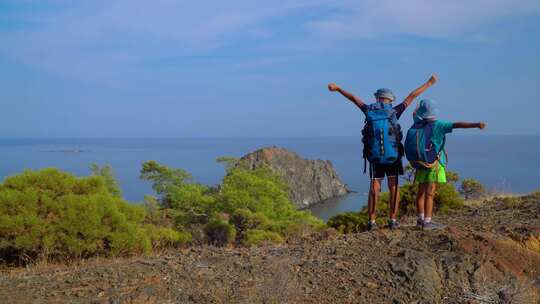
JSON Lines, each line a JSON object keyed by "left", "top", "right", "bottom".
{"left": 1, "top": 0, "right": 539, "bottom": 85}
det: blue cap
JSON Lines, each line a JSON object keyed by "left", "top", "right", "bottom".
{"left": 414, "top": 99, "right": 439, "bottom": 121}
{"left": 374, "top": 88, "right": 395, "bottom": 101}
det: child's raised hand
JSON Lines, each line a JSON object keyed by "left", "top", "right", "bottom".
{"left": 427, "top": 74, "right": 438, "bottom": 85}
{"left": 478, "top": 122, "right": 486, "bottom": 129}
{"left": 328, "top": 83, "right": 340, "bottom": 92}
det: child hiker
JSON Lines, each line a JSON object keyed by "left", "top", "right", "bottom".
{"left": 328, "top": 75, "right": 437, "bottom": 230}
{"left": 404, "top": 99, "right": 486, "bottom": 230}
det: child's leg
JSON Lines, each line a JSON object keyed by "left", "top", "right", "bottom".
{"left": 415, "top": 183, "right": 427, "bottom": 219}
{"left": 388, "top": 176, "right": 400, "bottom": 220}
{"left": 368, "top": 178, "right": 381, "bottom": 221}
{"left": 424, "top": 182, "right": 437, "bottom": 222}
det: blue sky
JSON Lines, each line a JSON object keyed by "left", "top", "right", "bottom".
{"left": 0, "top": 0, "right": 539, "bottom": 137}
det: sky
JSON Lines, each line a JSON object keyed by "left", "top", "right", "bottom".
{"left": 0, "top": 0, "right": 539, "bottom": 137}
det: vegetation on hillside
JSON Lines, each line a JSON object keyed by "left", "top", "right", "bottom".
{"left": 459, "top": 178, "right": 486, "bottom": 200}
{"left": 0, "top": 168, "right": 188, "bottom": 265}
{"left": 0, "top": 158, "right": 324, "bottom": 265}
{"left": 0, "top": 157, "right": 498, "bottom": 265}
{"left": 140, "top": 159, "right": 324, "bottom": 247}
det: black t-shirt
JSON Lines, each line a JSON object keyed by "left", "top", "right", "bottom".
{"left": 359, "top": 102, "right": 407, "bottom": 119}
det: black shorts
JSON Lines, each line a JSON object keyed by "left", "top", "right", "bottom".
{"left": 370, "top": 160, "right": 404, "bottom": 179}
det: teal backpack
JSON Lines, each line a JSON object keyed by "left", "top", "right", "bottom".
{"left": 404, "top": 120, "right": 446, "bottom": 169}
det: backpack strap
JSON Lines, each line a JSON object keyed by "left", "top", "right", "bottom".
{"left": 440, "top": 136, "right": 448, "bottom": 165}
{"left": 364, "top": 157, "right": 367, "bottom": 175}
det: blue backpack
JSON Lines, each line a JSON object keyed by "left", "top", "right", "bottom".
{"left": 361, "top": 103, "right": 402, "bottom": 169}
{"left": 404, "top": 120, "right": 445, "bottom": 169}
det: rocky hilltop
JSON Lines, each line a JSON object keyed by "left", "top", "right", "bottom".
{"left": 2, "top": 194, "right": 540, "bottom": 303}
{"left": 238, "top": 146, "right": 350, "bottom": 209}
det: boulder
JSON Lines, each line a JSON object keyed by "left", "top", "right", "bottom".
{"left": 239, "top": 146, "right": 350, "bottom": 209}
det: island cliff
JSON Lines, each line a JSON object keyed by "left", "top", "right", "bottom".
{"left": 238, "top": 146, "right": 350, "bottom": 209}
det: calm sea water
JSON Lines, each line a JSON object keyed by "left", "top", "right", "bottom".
{"left": 0, "top": 136, "right": 538, "bottom": 221}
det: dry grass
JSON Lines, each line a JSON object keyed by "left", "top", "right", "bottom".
{"left": 463, "top": 192, "right": 520, "bottom": 207}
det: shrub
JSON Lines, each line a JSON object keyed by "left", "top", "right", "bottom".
{"left": 327, "top": 211, "right": 367, "bottom": 233}
{"left": 219, "top": 166, "right": 293, "bottom": 217}
{"left": 144, "top": 225, "right": 191, "bottom": 250}
{"left": 243, "top": 229, "right": 284, "bottom": 247}
{"left": 204, "top": 218, "right": 236, "bottom": 246}
{"left": 90, "top": 164, "right": 122, "bottom": 197}
{"left": 435, "top": 183, "right": 463, "bottom": 213}
{"left": 140, "top": 160, "right": 194, "bottom": 208}
{"left": 459, "top": 178, "right": 486, "bottom": 200}
{"left": 0, "top": 168, "right": 154, "bottom": 263}
{"left": 231, "top": 208, "right": 269, "bottom": 241}
{"left": 498, "top": 196, "right": 522, "bottom": 206}
{"left": 395, "top": 183, "right": 418, "bottom": 216}
{"left": 142, "top": 160, "right": 324, "bottom": 246}
{"left": 219, "top": 166, "right": 324, "bottom": 241}
{"left": 446, "top": 171, "right": 459, "bottom": 184}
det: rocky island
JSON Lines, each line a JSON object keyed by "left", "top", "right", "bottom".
{"left": 239, "top": 146, "right": 350, "bottom": 209}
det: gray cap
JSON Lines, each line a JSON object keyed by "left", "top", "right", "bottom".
{"left": 374, "top": 88, "right": 395, "bottom": 101}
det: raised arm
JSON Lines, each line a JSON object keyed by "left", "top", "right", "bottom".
{"left": 328, "top": 83, "right": 366, "bottom": 110}
{"left": 401, "top": 74, "right": 438, "bottom": 108}
{"left": 453, "top": 122, "right": 486, "bottom": 129}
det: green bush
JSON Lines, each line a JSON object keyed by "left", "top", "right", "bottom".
{"left": 244, "top": 229, "right": 284, "bottom": 247}
{"left": 230, "top": 208, "right": 269, "bottom": 241}
{"left": 498, "top": 196, "right": 522, "bottom": 206}
{"left": 459, "top": 178, "right": 486, "bottom": 200}
{"left": 219, "top": 166, "right": 324, "bottom": 241}
{"left": 327, "top": 212, "right": 368, "bottom": 233}
{"left": 446, "top": 171, "right": 459, "bottom": 184}
{"left": 142, "top": 160, "right": 324, "bottom": 246}
{"left": 395, "top": 183, "right": 418, "bottom": 216}
{"left": 0, "top": 168, "right": 155, "bottom": 263}
{"left": 144, "top": 225, "right": 191, "bottom": 249}
{"left": 140, "top": 160, "right": 195, "bottom": 208}
{"left": 435, "top": 183, "right": 463, "bottom": 213}
{"left": 90, "top": 164, "right": 122, "bottom": 197}
{"left": 204, "top": 218, "right": 237, "bottom": 246}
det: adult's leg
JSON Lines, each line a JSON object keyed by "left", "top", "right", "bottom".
{"left": 424, "top": 182, "right": 437, "bottom": 220}
{"left": 368, "top": 178, "right": 382, "bottom": 221}
{"left": 388, "top": 176, "right": 400, "bottom": 220}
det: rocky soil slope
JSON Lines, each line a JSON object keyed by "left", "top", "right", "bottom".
{"left": 1, "top": 195, "right": 540, "bottom": 303}
{"left": 239, "top": 147, "right": 350, "bottom": 209}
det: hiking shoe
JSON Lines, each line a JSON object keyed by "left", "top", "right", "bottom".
{"left": 367, "top": 221, "right": 378, "bottom": 231}
{"left": 416, "top": 218, "right": 424, "bottom": 228}
{"left": 422, "top": 221, "right": 445, "bottom": 231}
{"left": 388, "top": 219, "right": 400, "bottom": 230}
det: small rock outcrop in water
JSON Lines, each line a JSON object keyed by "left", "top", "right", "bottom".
{"left": 238, "top": 146, "right": 350, "bottom": 209}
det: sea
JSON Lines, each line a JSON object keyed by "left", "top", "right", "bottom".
{"left": 0, "top": 136, "right": 538, "bottom": 221}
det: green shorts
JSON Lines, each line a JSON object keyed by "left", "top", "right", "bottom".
{"left": 415, "top": 165, "right": 446, "bottom": 183}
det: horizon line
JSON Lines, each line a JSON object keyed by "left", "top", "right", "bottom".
{"left": 0, "top": 134, "right": 539, "bottom": 140}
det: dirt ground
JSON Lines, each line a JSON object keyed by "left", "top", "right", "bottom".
{"left": 1, "top": 195, "right": 540, "bottom": 304}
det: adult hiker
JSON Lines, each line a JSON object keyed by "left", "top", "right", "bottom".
{"left": 404, "top": 99, "right": 486, "bottom": 230}
{"left": 328, "top": 75, "right": 437, "bottom": 230}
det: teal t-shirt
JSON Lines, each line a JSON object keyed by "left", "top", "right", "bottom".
{"left": 431, "top": 120, "right": 454, "bottom": 166}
